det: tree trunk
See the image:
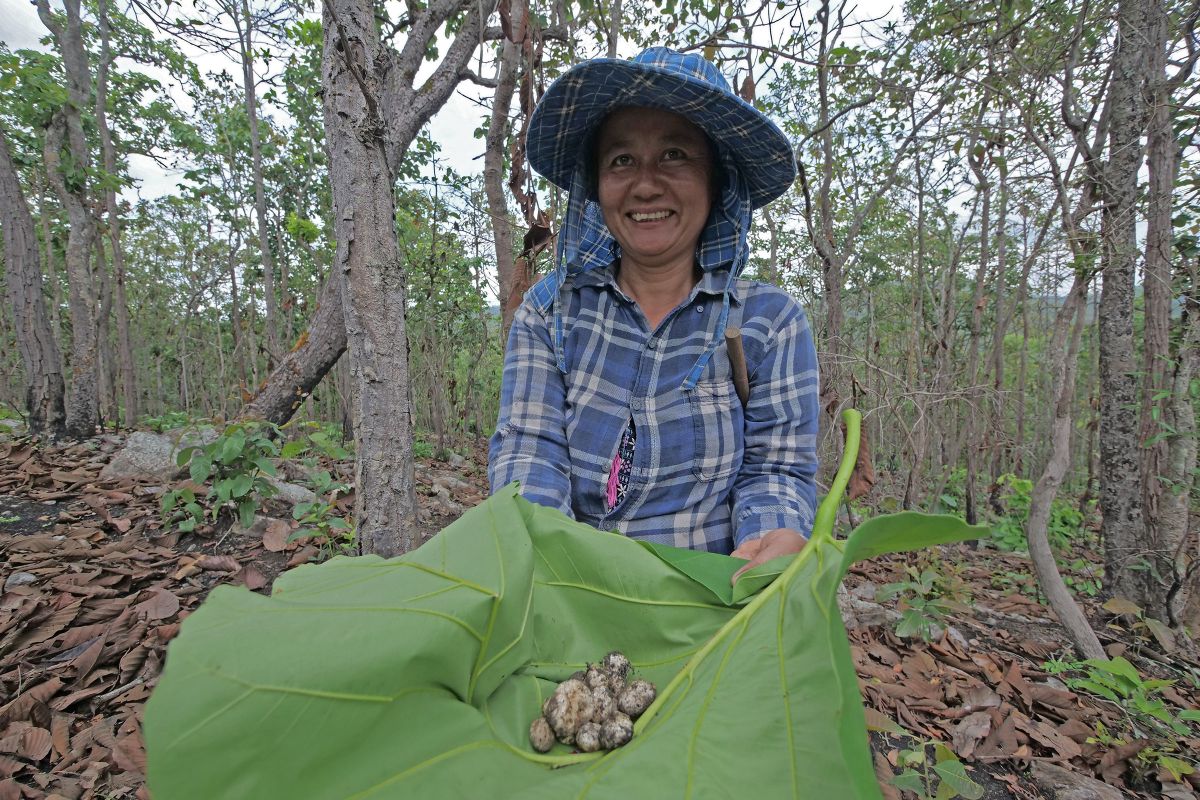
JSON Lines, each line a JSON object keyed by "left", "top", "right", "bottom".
{"left": 238, "top": 266, "right": 346, "bottom": 426}
{"left": 1025, "top": 274, "right": 1105, "bottom": 660}
{"left": 1163, "top": 258, "right": 1198, "bottom": 634}
{"left": 0, "top": 130, "right": 66, "bottom": 437}
{"left": 315, "top": 0, "right": 494, "bottom": 556}
{"left": 963, "top": 146, "right": 991, "bottom": 526}
{"left": 37, "top": 0, "right": 100, "bottom": 439}
{"left": 484, "top": 1, "right": 523, "bottom": 343}
{"left": 97, "top": 0, "right": 137, "bottom": 428}
{"left": 236, "top": 0, "right": 281, "bottom": 365}
{"left": 1100, "top": 0, "right": 1154, "bottom": 607}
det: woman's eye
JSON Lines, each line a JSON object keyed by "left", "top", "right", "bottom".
{"left": 662, "top": 148, "right": 686, "bottom": 161}
{"left": 611, "top": 154, "right": 633, "bottom": 167}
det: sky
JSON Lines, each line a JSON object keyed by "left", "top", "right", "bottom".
{"left": 0, "top": 0, "right": 495, "bottom": 200}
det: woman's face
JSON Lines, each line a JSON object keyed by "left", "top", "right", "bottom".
{"left": 595, "top": 107, "right": 713, "bottom": 273}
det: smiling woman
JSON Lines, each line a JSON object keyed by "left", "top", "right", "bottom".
{"left": 488, "top": 47, "right": 820, "bottom": 579}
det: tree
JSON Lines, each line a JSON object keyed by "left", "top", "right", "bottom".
{"left": 36, "top": 0, "right": 100, "bottom": 439}
{"left": 0, "top": 128, "right": 65, "bottom": 437}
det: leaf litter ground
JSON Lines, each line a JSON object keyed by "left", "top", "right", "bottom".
{"left": 0, "top": 433, "right": 1196, "bottom": 799}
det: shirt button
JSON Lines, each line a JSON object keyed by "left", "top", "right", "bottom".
{"left": 647, "top": 339, "right": 657, "bottom": 350}
{"left": 696, "top": 305, "right": 704, "bottom": 313}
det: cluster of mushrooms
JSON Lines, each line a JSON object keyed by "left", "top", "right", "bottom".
{"left": 529, "top": 650, "right": 657, "bottom": 753}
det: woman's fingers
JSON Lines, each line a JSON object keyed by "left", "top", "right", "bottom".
{"left": 729, "top": 537, "right": 764, "bottom": 560}
{"left": 730, "top": 528, "right": 808, "bottom": 585}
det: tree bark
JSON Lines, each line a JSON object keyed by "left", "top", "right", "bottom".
{"left": 484, "top": 1, "right": 523, "bottom": 343}
{"left": 1099, "top": 0, "right": 1154, "bottom": 606}
{"left": 238, "top": 265, "right": 346, "bottom": 425}
{"left": 0, "top": 130, "right": 66, "bottom": 437}
{"left": 97, "top": 0, "right": 138, "bottom": 428}
{"left": 318, "top": 0, "right": 495, "bottom": 556}
{"left": 37, "top": 0, "right": 100, "bottom": 439}
{"left": 1026, "top": 274, "right": 1105, "bottom": 660}
{"left": 235, "top": 0, "right": 281, "bottom": 365}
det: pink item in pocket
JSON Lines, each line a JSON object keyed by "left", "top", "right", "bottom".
{"left": 606, "top": 454, "right": 622, "bottom": 509}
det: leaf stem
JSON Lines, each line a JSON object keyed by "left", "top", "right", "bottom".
{"left": 811, "top": 409, "right": 862, "bottom": 545}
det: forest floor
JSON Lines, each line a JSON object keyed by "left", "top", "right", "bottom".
{"left": 0, "top": 429, "right": 1197, "bottom": 799}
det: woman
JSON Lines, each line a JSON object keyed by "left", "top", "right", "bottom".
{"left": 489, "top": 48, "right": 819, "bottom": 582}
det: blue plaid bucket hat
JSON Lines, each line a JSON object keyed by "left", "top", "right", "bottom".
{"left": 524, "top": 47, "right": 796, "bottom": 386}
{"left": 528, "top": 47, "right": 796, "bottom": 209}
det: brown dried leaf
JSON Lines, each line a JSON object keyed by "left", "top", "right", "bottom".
{"left": 20, "top": 727, "right": 51, "bottom": 761}
{"left": 136, "top": 589, "right": 179, "bottom": 621}
{"left": 238, "top": 565, "right": 267, "bottom": 591}
{"left": 287, "top": 545, "right": 319, "bottom": 568}
{"left": 112, "top": 730, "right": 146, "bottom": 774}
{"left": 0, "top": 678, "right": 62, "bottom": 729}
{"left": 50, "top": 714, "right": 71, "bottom": 759}
{"left": 951, "top": 711, "right": 992, "bottom": 758}
{"left": 1098, "top": 738, "right": 1151, "bottom": 784}
{"left": 194, "top": 554, "right": 240, "bottom": 572}
{"left": 262, "top": 519, "right": 291, "bottom": 552}
{"left": 874, "top": 751, "right": 902, "bottom": 800}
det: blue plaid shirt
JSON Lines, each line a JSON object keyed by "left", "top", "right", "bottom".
{"left": 488, "top": 263, "right": 819, "bottom": 554}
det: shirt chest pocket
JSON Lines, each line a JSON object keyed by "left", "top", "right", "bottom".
{"left": 689, "top": 379, "right": 742, "bottom": 482}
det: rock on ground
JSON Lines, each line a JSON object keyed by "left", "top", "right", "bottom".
{"left": 99, "top": 428, "right": 218, "bottom": 481}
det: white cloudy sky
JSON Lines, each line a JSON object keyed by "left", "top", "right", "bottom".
{"left": 0, "top": 0, "right": 499, "bottom": 200}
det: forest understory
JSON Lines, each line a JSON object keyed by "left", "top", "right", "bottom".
{"left": 1, "top": 424, "right": 1197, "bottom": 800}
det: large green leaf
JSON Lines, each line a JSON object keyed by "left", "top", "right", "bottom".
{"left": 145, "top": 414, "right": 987, "bottom": 799}
{"left": 144, "top": 490, "right": 983, "bottom": 798}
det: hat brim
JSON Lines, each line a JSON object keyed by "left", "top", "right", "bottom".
{"left": 527, "top": 58, "right": 796, "bottom": 210}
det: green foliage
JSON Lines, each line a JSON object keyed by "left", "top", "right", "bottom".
{"left": 891, "top": 740, "right": 983, "bottom": 800}
{"left": 145, "top": 414, "right": 986, "bottom": 798}
{"left": 412, "top": 438, "right": 435, "bottom": 459}
{"left": 140, "top": 410, "right": 200, "bottom": 433}
{"left": 1046, "top": 657, "right": 1198, "bottom": 739}
{"left": 160, "top": 422, "right": 279, "bottom": 532}
{"left": 877, "top": 554, "right": 970, "bottom": 641}
{"left": 290, "top": 469, "right": 355, "bottom": 560}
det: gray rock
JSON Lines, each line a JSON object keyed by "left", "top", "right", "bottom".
{"left": 99, "top": 428, "right": 219, "bottom": 481}
{"left": 263, "top": 475, "right": 316, "bottom": 505}
{"left": 447, "top": 453, "right": 466, "bottom": 469}
{"left": 4, "top": 572, "right": 38, "bottom": 591}
{"left": 1030, "top": 761, "right": 1126, "bottom": 800}
{"left": 837, "top": 584, "right": 901, "bottom": 630}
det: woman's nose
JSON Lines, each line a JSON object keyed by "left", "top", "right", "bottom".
{"left": 630, "top": 163, "right": 665, "bottom": 197}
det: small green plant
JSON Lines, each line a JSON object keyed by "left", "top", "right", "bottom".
{"left": 891, "top": 740, "right": 983, "bottom": 800}
{"left": 290, "top": 469, "right": 355, "bottom": 560}
{"left": 1060, "top": 557, "right": 1103, "bottom": 597}
{"left": 161, "top": 422, "right": 280, "bottom": 532}
{"left": 141, "top": 410, "right": 199, "bottom": 433}
{"left": 877, "top": 559, "right": 968, "bottom": 641}
{"left": 1047, "top": 656, "right": 1199, "bottom": 739}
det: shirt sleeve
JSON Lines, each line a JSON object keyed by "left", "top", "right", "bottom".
{"left": 487, "top": 300, "right": 574, "bottom": 517}
{"left": 731, "top": 304, "right": 820, "bottom": 547}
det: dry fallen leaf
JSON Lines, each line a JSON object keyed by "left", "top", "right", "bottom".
{"left": 262, "top": 519, "right": 291, "bottom": 552}
{"left": 194, "top": 554, "right": 240, "bottom": 573}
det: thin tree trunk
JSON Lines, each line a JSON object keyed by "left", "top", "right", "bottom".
{"left": 484, "top": 0, "right": 523, "bottom": 343}
{"left": 236, "top": 0, "right": 280, "bottom": 365}
{"left": 963, "top": 146, "right": 992, "bottom": 526}
{"left": 1026, "top": 274, "right": 1105, "bottom": 660}
{"left": 37, "top": 0, "right": 99, "bottom": 439}
{"left": 988, "top": 145, "right": 1009, "bottom": 484}
{"left": 96, "top": 0, "right": 137, "bottom": 428}
{"left": 0, "top": 130, "right": 66, "bottom": 437}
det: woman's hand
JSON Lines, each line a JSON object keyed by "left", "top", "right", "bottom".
{"left": 730, "top": 528, "right": 808, "bottom": 585}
